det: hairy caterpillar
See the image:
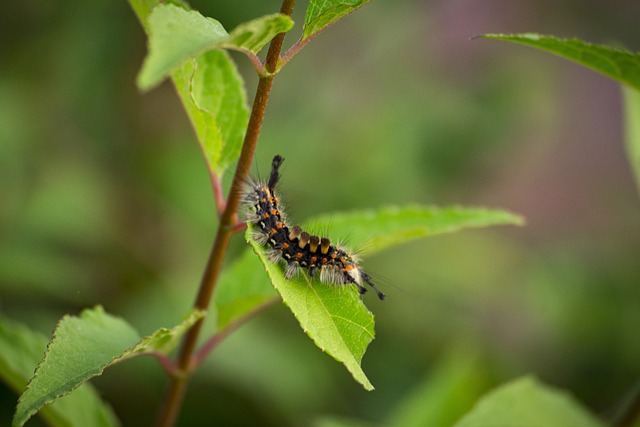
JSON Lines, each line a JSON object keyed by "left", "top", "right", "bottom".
{"left": 244, "top": 155, "right": 385, "bottom": 300}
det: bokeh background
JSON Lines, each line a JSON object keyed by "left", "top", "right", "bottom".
{"left": 2, "top": 0, "right": 640, "bottom": 426}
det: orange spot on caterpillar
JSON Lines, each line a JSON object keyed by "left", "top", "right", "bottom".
{"left": 245, "top": 155, "right": 386, "bottom": 300}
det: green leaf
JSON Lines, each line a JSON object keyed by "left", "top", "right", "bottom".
{"left": 247, "top": 231, "right": 376, "bottom": 391}
{"left": 313, "top": 417, "right": 376, "bottom": 427}
{"left": 127, "top": 0, "right": 189, "bottom": 31}
{"left": 623, "top": 87, "right": 640, "bottom": 194}
{"left": 303, "top": 0, "right": 371, "bottom": 41}
{"left": 121, "top": 309, "right": 204, "bottom": 357}
{"left": 304, "top": 205, "right": 524, "bottom": 256}
{"left": 454, "top": 376, "right": 606, "bottom": 427}
{"left": 13, "top": 307, "right": 203, "bottom": 427}
{"left": 479, "top": 33, "right": 640, "bottom": 91}
{"left": 0, "top": 316, "right": 120, "bottom": 427}
{"left": 127, "top": 0, "right": 159, "bottom": 27}
{"left": 223, "top": 13, "right": 294, "bottom": 56}
{"left": 215, "top": 249, "right": 277, "bottom": 330}
{"left": 137, "top": 5, "right": 293, "bottom": 90}
{"left": 241, "top": 204, "right": 521, "bottom": 390}
{"left": 130, "top": 3, "right": 252, "bottom": 174}
{"left": 138, "top": 5, "right": 228, "bottom": 90}
{"left": 172, "top": 50, "right": 249, "bottom": 175}
{"left": 387, "top": 348, "right": 487, "bottom": 427}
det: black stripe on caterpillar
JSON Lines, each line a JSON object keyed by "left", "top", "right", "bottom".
{"left": 243, "top": 155, "right": 385, "bottom": 300}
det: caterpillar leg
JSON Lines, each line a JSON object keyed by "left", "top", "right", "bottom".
{"left": 361, "top": 271, "right": 386, "bottom": 300}
{"left": 343, "top": 273, "right": 368, "bottom": 296}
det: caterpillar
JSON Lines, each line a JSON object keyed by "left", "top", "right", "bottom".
{"left": 244, "top": 155, "right": 385, "bottom": 300}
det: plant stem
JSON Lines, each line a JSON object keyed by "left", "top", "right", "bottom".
{"left": 154, "top": 1, "right": 296, "bottom": 426}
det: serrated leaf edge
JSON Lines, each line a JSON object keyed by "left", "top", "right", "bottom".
{"left": 247, "top": 234, "right": 375, "bottom": 390}
{"left": 302, "top": 0, "right": 372, "bottom": 41}
{"left": 13, "top": 307, "right": 204, "bottom": 427}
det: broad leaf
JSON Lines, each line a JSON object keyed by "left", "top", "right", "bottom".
{"left": 303, "top": 0, "right": 371, "bottom": 41}
{"left": 623, "top": 87, "right": 640, "bottom": 194}
{"left": 215, "top": 249, "right": 277, "bottom": 330}
{"left": 138, "top": 4, "right": 227, "bottom": 90}
{"left": 479, "top": 34, "right": 640, "bottom": 91}
{"left": 128, "top": 0, "right": 189, "bottom": 29}
{"left": 137, "top": 5, "right": 293, "bottom": 89}
{"left": 14, "top": 307, "right": 203, "bottom": 427}
{"left": 247, "top": 232, "right": 376, "bottom": 391}
{"left": 386, "top": 348, "right": 487, "bottom": 427}
{"left": 0, "top": 316, "right": 119, "bottom": 427}
{"left": 240, "top": 204, "right": 522, "bottom": 390}
{"left": 454, "top": 376, "right": 605, "bottom": 427}
{"left": 304, "top": 205, "right": 524, "bottom": 256}
{"left": 173, "top": 50, "right": 249, "bottom": 175}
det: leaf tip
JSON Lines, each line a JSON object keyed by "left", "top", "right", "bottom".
{"left": 508, "top": 212, "right": 527, "bottom": 227}
{"left": 474, "top": 32, "right": 544, "bottom": 41}
{"left": 136, "top": 65, "right": 161, "bottom": 92}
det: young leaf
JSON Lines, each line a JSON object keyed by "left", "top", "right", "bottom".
{"left": 454, "top": 376, "right": 605, "bottom": 427}
{"left": 0, "top": 316, "right": 119, "bottom": 427}
{"left": 303, "top": 0, "right": 371, "bottom": 41}
{"left": 128, "top": 0, "right": 189, "bottom": 30}
{"left": 479, "top": 34, "right": 640, "bottom": 91}
{"left": 247, "top": 232, "right": 376, "bottom": 391}
{"left": 137, "top": 5, "right": 293, "bottom": 90}
{"left": 623, "top": 87, "right": 640, "bottom": 194}
{"left": 305, "top": 205, "right": 524, "bottom": 256}
{"left": 173, "top": 50, "right": 249, "bottom": 175}
{"left": 13, "top": 307, "right": 204, "bottom": 427}
{"left": 221, "top": 13, "right": 294, "bottom": 56}
{"left": 138, "top": 4, "right": 228, "bottom": 90}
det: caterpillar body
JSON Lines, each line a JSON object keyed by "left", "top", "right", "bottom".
{"left": 244, "top": 155, "right": 385, "bottom": 300}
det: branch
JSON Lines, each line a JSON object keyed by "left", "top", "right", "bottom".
{"left": 154, "top": 1, "right": 297, "bottom": 426}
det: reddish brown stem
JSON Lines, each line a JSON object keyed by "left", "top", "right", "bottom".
{"left": 211, "top": 174, "right": 226, "bottom": 216}
{"left": 154, "top": 1, "right": 296, "bottom": 426}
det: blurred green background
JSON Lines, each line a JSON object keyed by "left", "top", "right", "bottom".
{"left": 2, "top": 0, "right": 640, "bottom": 426}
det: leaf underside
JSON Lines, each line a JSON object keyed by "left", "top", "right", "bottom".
{"left": 480, "top": 34, "right": 640, "bottom": 195}
{"left": 480, "top": 33, "right": 640, "bottom": 91}
{"left": 303, "top": 205, "right": 524, "bottom": 256}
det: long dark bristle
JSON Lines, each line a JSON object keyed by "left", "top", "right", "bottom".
{"left": 247, "top": 154, "right": 386, "bottom": 302}
{"left": 268, "top": 155, "right": 284, "bottom": 190}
